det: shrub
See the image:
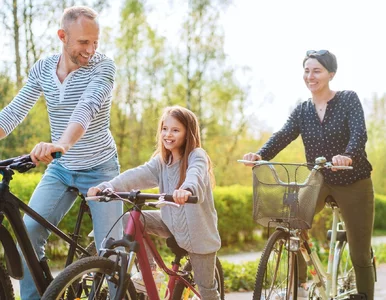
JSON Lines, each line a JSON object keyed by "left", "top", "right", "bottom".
{"left": 213, "top": 185, "right": 258, "bottom": 246}
{"left": 222, "top": 260, "right": 258, "bottom": 292}
{"left": 374, "top": 194, "right": 386, "bottom": 231}
{"left": 5, "top": 173, "right": 386, "bottom": 258}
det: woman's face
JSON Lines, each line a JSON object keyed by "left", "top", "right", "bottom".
{"left": 303, "top": 58, "right": 333, "bottom": 94}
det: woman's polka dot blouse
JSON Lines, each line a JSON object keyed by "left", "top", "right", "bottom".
{"left": 257, "top": 90, "right": 372, "bottom": 185}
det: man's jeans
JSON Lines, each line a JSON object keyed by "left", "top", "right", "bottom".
{"left": 19, "top": 156, "right": 123, "bottom": 300}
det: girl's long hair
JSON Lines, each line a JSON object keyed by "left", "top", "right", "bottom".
{"left": 153, "top": 105, "right": 215, "bottom": 189}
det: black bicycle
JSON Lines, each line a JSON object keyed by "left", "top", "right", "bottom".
{"left": 0, "top": 153, "right": 96, "bottom": 299}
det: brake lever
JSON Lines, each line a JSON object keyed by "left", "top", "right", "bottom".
{"left": 148, "top": 197, "right": 180, "bottom": 208}
{"left": 9, "top": 162, "right": 36, "bottom": 173}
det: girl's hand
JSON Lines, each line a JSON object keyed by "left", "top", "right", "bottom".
{"left": 87, "top": 187, "right": 101, "bottom": 197}
{"left": 331, "top": 155, "right": 352, "bottom": 171}
{"left": 242, "top": 152, "right": 262, "bottom": 166}
{"left": 173, "top": 189, "right": 192, "bottom": 205}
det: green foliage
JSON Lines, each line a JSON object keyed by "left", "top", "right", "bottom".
{"left": 8, "top": 172, "right": 42, "bottom": 200}
{"left": 222, "top": 260, "right": 258, "bottom": 292}
{"left": 213, "top": 185, "right": 258, "bottom": 246}
{"left": 374, "top": 194, "right": 386, "bottom": 231}
{"left": 5, "top": 172, "right": 386, "bottom": 256}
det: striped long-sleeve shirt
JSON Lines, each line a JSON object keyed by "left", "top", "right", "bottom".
{"left": 0, "top": 52, "right": 117, "bottom": 170}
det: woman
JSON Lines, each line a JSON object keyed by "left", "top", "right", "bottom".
{"left": 243, "top": 50, "right": 374, "bottom": 299}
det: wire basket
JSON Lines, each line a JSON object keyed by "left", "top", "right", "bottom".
{"left": 252, "top": 162, "right": 324, "bottom": 229}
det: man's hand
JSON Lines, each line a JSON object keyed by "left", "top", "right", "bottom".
{"left": 30, "top": 142, "right": 65, "bottom": 165}
{"left": 331, "top": 154, "right": 352, "bottom": 171}
{"left": 173, "top": 189, "right": 192, "bottom": 205}
{"left": 242, "top": 152, "right": 262, "bottom": 167}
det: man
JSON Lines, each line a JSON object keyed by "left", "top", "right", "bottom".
{"left": 0, "top": 6, "right": 122, "bottom": 299}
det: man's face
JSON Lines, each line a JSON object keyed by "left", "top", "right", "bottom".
{"left": 61, "top": 16, "right": 99, "bottom": 67}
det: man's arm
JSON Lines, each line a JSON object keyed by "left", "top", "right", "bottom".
{"left": 30, "top": 123, "right": 85, "bottom": 164}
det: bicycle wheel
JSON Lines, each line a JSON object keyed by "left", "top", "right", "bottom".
{"left": 253, "top": 229, "right": 298, "bottom": 300}
{"left": 0, "top": 262, "right": 14, "bottom": 299}
{"left": 172, "top": 256, "right": 225, "bottom": 300}
{"left": 41, "top": 256, "right": 136, "bottom": 300}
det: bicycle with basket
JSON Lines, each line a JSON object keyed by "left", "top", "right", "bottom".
{"left": 239, "top": 156, "right": 376, "bottom": 300}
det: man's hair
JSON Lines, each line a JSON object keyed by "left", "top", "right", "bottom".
{"left": 60, "top": 6, "right": 98, "bottom": 30}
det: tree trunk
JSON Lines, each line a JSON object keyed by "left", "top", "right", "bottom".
{"left": 12, "top": 0, "right": 22, "bottom": 88}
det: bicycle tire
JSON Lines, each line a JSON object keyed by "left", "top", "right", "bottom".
{"left": 171, "top": 256, "right": 225, "bottom": 300}
{"left": 253, "top": 229, "right": 298, "bottom": 300}
{"left": 41, "top": 256, "right": 136, "bottom": 300}
{"left": 0, "top": 262, "right": 14, "bottom": 299}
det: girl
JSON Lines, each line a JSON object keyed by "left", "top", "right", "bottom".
{"left": 88, "top": 105, "right": 221, "bottom": 300}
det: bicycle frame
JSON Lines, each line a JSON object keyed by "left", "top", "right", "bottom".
{"left": 101, "top": 202, "right": 199, "bottom": 300}
{"left": 0, "top": 167, "right": 92, "bottom": 296}
{"left": 299, "top": 204, "right": 354, "bottom": 299}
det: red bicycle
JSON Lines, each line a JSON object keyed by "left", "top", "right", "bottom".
{"left": 41, "top": 189, "right": 225, "bottom": 299}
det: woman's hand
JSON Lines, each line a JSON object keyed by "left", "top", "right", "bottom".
{"left": 87, "top": 187, "right": 102, "bottom": 197}
{"left": 173, "top": 189, "right": 192, "bottom": 205}
{"left": 242, "top": 152, "right": 262, "bottom": 166}
{"left": 331, "top": 155, "right": 352, "bottom": 171}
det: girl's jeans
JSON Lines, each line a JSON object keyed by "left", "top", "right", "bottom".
{"left": 19, "top": 156, "right": 123, "bottom": 300}
{"left": 123, "top": 210, "right": 221, "bottom": 300}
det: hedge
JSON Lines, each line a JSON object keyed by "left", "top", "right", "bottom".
{"left": 5, "top": 172, "right": 386, "bottom": 256}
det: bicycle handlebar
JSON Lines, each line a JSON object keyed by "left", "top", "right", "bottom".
{"left": 0, "top": 152, "right": 62, "bottom": 173}
{"left": 85, "top": 190, "right": 198, "bottom": 206}
{"left": 237, "top": 158, "right": 353, "bottom": 170}
{"left": 238, "top": 157, "right": 353, "bottom": 187}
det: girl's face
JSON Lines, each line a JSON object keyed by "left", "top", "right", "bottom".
{"left": 161, "top": 115, "right": 187, "bottom": 159}
{"left": 303, "top": 58, "right": 333, "bottom": 94}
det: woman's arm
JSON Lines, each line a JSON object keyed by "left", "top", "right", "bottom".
{"left": 343, "top": 91, "right": 368, "bottom": 160}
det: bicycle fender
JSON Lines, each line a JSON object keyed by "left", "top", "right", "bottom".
{"left": 0, "top": 225, "right": 23, "bottom": 279}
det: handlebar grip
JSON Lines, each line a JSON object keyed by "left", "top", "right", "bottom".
{"left": 51, "top": 152, "right": 62, "bottom": 159}
{"left": 163, "top": 194, "right": 198, "bottom": 204}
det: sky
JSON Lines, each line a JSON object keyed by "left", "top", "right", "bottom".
{"left": 2, "top": 0, "right": 385, "bottom": 132}
{"left": 217, "top": 0, "right": 386, "bottom": 131}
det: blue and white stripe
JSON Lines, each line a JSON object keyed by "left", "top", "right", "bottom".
{"left": 0, "top": 52, "right": 117, "bottom": 170}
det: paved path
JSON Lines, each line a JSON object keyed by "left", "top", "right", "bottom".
{"left": 225, "top": 263, "right": 386, "bottom": 299}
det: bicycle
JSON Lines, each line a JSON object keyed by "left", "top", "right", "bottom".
{"left": 41, "top": 189, "right": 225, "bottom": 300}
{"left": 0, "top": 153, "right": 97, "bottom": 299}
{"left": 238, "top": 156, "right": 377, "bottom": 300}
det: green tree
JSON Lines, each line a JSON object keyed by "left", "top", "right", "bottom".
{"left": 111, "top": 0, "right": 166, "bottom": 169}
{"left": 366, "top": 94, "right": 386, "bottom": 194}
